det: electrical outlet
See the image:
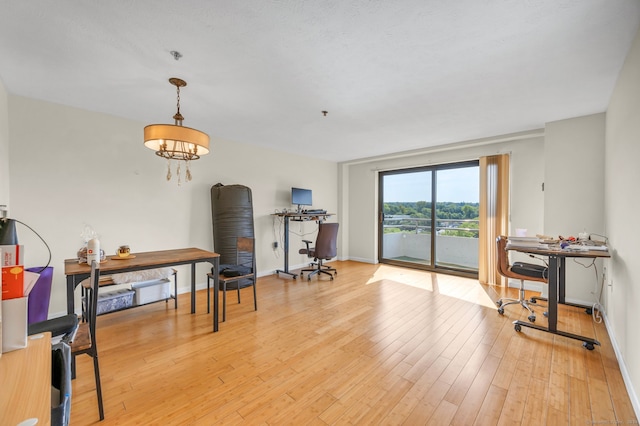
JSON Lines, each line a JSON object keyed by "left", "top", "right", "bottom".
{"left": 273, "top": 241, "right": 278, "bottom": 249}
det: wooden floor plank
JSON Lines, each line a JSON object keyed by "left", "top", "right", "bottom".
{"left": 474, "top": 384, "right": 508, "bottom": 426}
{"left": 67, "top": 260, "right": 637, "bottom": 425}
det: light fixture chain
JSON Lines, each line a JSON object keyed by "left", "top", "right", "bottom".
{"left": 176, "top": 85, "right": 181, "bottom": 116}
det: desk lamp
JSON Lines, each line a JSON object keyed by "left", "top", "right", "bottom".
{"left": 0, "top": 209, "right": 51, "bottom": 270}
{"left": 0, "top": 205, "right": 19, "bottom": 244}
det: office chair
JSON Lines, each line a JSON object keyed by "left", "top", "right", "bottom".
{"left": 28, "top": 260, "right": 105, "bottom": 421}
{"left": 299, "top": 222, "right": 339, "bottom": 280}
{"left": 207, "top": 236, "right": 257, "bottom": 322}
{"left": 495, "top": 235, "right": 548, "bottom": 322}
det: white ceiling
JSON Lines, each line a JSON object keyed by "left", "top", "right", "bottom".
{"left": 1, "top": 1, "right": 639, "bottom": 162}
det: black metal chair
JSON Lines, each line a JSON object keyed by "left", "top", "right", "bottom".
{"left": 206, "top": 236, "right": 257, "bottom": 321}
{"left": 299, "top": 222, "right": 339, "bottom": 280}
{"left": 29, "top": 260, "right": 105, "bottom": 421}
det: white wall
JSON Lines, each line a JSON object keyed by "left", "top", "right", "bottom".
{"left": 606, "top": 27, "right": 640, "bottom": 414}
{"left": 0, "top": 79, "right": 9, "bottom": 206}
{"left": 7, "top": 95, "right": 337, "bottom": 316}
{"left": 543, "top": 114, "right": 606, "bottom": 304}
{"left": 341, "top": 134, "right": 546, "bottom": 267}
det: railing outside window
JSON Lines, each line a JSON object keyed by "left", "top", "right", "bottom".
{"left": 382, "top": 217, "right": 479, "bottom": 270}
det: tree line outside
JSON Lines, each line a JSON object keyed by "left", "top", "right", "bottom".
{"left": 383, "top": 201, "right": 479, "bottom": 238}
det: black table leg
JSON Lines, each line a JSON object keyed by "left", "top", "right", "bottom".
{"left": 275, "top": 215, "right": 297, "bottom": 278}
{"left": 213, "top": 257, "right": 219, "bottom": 332}
{"left": 513, "top": 254, "right": 600, "bottom": 349}
{"left": 191, "top": 263, "right": 196, "bottom": 314}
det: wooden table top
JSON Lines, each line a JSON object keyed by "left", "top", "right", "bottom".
{"left": 65, "top": 247, "right": 219, "bottom": 276}
{"left": 0, "top": 332, "right": 52, "bottom": 425}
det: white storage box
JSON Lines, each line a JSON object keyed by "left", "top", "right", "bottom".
{"left": 132, "top": 278, "right": 171, "bottom": 306}
{"left": 1, "top": 296, "right": 27, "bottom": 353}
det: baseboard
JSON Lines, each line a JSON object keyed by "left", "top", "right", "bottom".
{"left": 602, "top": 310, "right": 640, "bottom": 420}
{"left": 507, "top": 278, "right": 543, "bottom": 293}
{"left": 346, "top": 256, "right": 377, "bottom": 264}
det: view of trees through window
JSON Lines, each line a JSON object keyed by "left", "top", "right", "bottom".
{"left": 383, "top": 201, "right": 480, "bottom": 238}
{"left": 379, "top": 162, "right": 479, "bottom": 272}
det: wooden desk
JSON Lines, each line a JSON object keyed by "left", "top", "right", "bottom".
{"left": 272, "top": 212, "right": 334, "bottom": 279}
{"left": 508, "top": 245, "right": 610, "bottom": 349}
{"left": 65, "top": 247, "right": 221, "bottom": 332}
{"left": 0, "top": 332, "right": 52, "bottom": 425}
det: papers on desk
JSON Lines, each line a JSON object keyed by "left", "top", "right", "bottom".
{"left": 506, "top": 237, "right": 550, "bottom": 250}
{"left": 564, "top": 244, "right": 609, "bottom": 252}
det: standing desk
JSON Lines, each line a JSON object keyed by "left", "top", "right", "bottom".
{"left": 272, "top": 212, "right": 333, "bottom": 278}
{"left": 507, "top": 245, "right": 610, "bottom": 349}
{"left": 64, "top": 247, "right": 222, "bottom": 331}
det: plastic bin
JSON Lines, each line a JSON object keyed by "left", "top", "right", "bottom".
{"left": 96, "top": 289, "right": 134, "bottom": 315}
{"left": 132, "top": 278, "right": 171, "bottom": 306}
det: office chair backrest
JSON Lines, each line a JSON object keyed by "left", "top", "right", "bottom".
{"left": 496, "top": 235, "right": 511, "bottom": 278}
{"left": 315, "top": 222, "right": 339, "bottom": 259}
{"left": 496, "top": 235, "right": 546, "bottom": 283}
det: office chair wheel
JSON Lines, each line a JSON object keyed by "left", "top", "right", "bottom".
{"left": 528, "top": 315, "right": 536, "bottom": 323}
{"left": 496, "top": 300, "right": 503, "bottom": 307}
{"left": 585, "top": 307, "right": 593, "bottom": 315}
{"left": 514, "top": 324, "right": 522, "bottom": 332}
{"left": 497, "top": 307, "right": 504, "bottom": 315}
{"left": 583, "top": 342, "right": 595, "bottom": 351}
{"left": 543, "top": 311, "right": 548, "bottom": 318}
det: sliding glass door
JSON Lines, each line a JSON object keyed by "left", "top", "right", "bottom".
{"left": 378, "top": 161, "right": 479, "bottom": 276}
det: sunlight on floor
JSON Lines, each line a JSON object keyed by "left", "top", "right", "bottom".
{"left": 366, "top": 264, "right": 496, "bottom": 309}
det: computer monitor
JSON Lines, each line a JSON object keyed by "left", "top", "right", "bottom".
{"left": 291, "top": 187, "right": 312, "bottom": 211}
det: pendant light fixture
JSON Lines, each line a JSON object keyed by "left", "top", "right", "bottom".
{"left": 144, "top": 77, "right": 210, "bottom": 184}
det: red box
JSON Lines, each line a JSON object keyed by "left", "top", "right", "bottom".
{"left": 0, "top": 245, "right": 24, "bottom": 267}
{"left": 1, "top": 265, "right": 24, "bottom": 300}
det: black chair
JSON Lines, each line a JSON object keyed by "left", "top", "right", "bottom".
{"left": 207, "top": 236, "right": 257, "bottom": 322}
{"left": 51, "top": 341, "right": 72, "bottom": 426}
{"left": 299, "top": 222, "right": 339, "bottom": 280}
{"left": 495, "top": 235, "right": 548, "bottom": 322}
{"left": 29, "top": 260, "right": 105, "bottom": 421}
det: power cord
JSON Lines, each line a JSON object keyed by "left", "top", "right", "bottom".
{"left": 6, "top": 219, "right": 52, "bottom": 273}
{"left": 572, "top": 257, "right": 603, "bottom": 323}
{"left": 272, "top": 212, "right": 283, "bottom": 259}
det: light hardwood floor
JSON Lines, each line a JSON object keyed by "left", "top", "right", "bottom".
{"left": 70, "top": 261, "right": 637, "bottom": 425}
